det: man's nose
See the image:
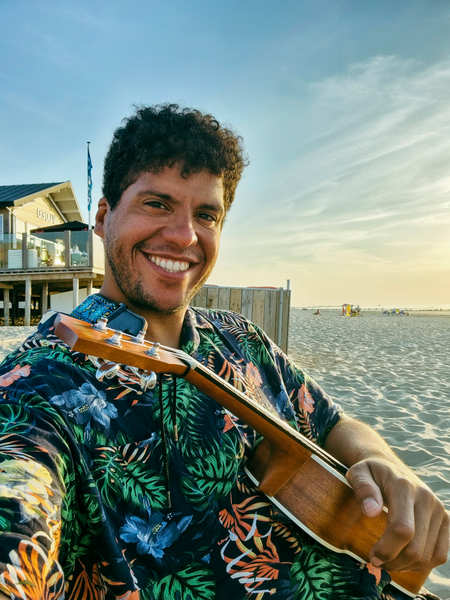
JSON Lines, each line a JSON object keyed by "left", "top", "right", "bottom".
{"left": 162, "top": 215, "right": 199, "bottom": 247}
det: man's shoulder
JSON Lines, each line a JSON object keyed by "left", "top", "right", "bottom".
{"left": 0, "top": 310, "right": 79, "bottom": 376}
{"left": 190, "top": 306, "right": 280, "bottom": 358}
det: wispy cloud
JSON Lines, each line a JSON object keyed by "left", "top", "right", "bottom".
{"left": 0, "top": 93, "right": 70, "bottom": 128}
{"left": 218, "top": 55, "right": 450, "bottom": 303}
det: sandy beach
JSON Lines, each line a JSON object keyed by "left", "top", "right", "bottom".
{"left": 289, "top": 309, "right": 450, "bottom": 597}
{"left": 0, "top": 315, "right": 449, "bottom": 597}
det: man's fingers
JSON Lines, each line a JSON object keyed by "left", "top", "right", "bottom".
{"left": 369, "top": 482, "right": 448, "bottom": 573}
{"left": 346, "top": 461, "right": 384, "bottom": 518}
{"left": 348, "top": 460, "right": 421, "bottom": 568}
{"left": 371, "top": 484, "right": 431, "bottom": 571}
{"left": 430, "top": 510, "right": 450, "bottom": 568}
{"left": 388, "top": 505, "right": 450, "bottom": 573}
{"left": 346, "top": 458, "right": 449, "bottom": 572}
{"left": 369, "top": 479, "right": 417, "bottom": 568}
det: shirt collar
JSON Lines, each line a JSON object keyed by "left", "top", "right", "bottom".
{"left": 72, "top": 294, "right": 213, "bottom": 356}
{"left": 71, "top": 294, "right": 121, "bottom": 324}
{"left": 179, "top": 306, "right": 213, "bottom": 354}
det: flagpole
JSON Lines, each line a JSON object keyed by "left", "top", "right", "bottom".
{"left": 87, "top": 141, "right": 92, "bottom": 229}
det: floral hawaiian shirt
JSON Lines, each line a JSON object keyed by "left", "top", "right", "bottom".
{"left": 0, "top": 295, "right": 415, "bottom": 600}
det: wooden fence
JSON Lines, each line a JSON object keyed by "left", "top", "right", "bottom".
{"left": 190, "top": 285, "right": 291, "bottom": 353}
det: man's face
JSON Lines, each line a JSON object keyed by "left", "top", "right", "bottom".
{"left": 95, "top": 166, "right": 224, "bottom": 315}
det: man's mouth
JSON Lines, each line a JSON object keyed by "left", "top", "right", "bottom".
{"left": 148, "top": 254, "right": 191, "bottom": 273}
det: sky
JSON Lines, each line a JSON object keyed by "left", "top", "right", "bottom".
{"left": 1, "top": 0, "right": 449, "bottom": 308}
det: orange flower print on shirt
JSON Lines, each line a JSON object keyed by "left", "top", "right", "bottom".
{"left": 0, "top": 537, "right": 65, "bottom": 600}
{"left": 365, "top": 563, "right": 382, "bottom": 585}
{"left": 245, "top": 362, "right": 263, "bottom": 387}
{"left": 0, "top": 363, "right": 31, "bottom": 387}
{"left": 298, "top": 384, "right": 315, "bottom": 414}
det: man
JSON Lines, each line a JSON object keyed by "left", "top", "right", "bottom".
{"left": 0, "top": 104, "right": 447, "bottom": 600}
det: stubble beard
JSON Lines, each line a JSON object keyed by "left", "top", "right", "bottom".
{"left": 104, "top": 234, "right": 213, "bottom": 315}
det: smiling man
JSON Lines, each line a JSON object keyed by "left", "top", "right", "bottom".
{"left": 96, "top": 167, "right": 225, "bottom": 347}
{"left": 0, "top": 104, "right": 447, "bottom": 600}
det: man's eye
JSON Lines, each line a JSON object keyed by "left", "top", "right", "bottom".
{"left": 197, "top": 213, "right": 217, "bottom": 223}
{"left": 145, "top": 200, "right": 166, "bottom": 209}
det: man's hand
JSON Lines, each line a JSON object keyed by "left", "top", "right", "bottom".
{"left": 324, "top": 415, "right": 450, "bottom": 573}
{"left": 346, "top": 457, "right": 449, "bottom": 572}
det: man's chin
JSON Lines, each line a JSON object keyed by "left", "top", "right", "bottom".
{"left": 128, "top": 292, "right": 192, "bottom": 316}
{"left": 151, "top": 302, "right": 187, "bottom": 315}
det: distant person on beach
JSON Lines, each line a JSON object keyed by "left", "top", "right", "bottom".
{"left": 0, "top": 104, "right": 448, "bottom": 600}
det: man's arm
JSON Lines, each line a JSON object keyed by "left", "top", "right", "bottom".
{"left": 324, "top": 414, "right": 449, "bottom": 573}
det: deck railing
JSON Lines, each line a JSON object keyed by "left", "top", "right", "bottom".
{"left": 0, "top": 230, "right": 104, "bottom": 271}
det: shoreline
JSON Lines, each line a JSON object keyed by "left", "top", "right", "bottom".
{"left": 1, "top": 307, "right": 450, "bottom": 328}
{"left": 295, "top": 309, "right": 450, "bottom": 317}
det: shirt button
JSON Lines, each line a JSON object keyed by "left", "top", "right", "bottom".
{"left": 215, "top": 418, "right": 225, "bottom": 429}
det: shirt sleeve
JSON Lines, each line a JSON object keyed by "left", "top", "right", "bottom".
{"left": 237, "top": 316, "right": 343, "bottom": 447}
{"left": 203, "top": 310, "right": 343, "bottom": 449}
{"left": 0, "top": 355, "right": 71, "bottom": 599}
{"left": 275, "top": 348, "right": 343, "bottom": 447}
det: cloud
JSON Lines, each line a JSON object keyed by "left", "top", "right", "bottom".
{"left": 0, "top": 93, "right": 70, "bottom": 128}
{"left": 218, "top": 55, "right": 450, "bottom": 303}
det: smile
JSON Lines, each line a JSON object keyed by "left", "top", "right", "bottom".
{"left": 148, "top": 255, "right": 190, "bottom": 273}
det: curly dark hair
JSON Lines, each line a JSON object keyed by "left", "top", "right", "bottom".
{"left": 102, "top": 103, "right": 248, "bottom": 213}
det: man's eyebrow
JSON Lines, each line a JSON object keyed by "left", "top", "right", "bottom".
{"left": 197, "top": 202, "right": 224, "bottom": 213}
{"left": 135, "top": 190, "right": 173, "bottom": 201}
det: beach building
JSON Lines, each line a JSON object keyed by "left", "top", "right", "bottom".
{"left": 0, "top": 183, "right": 104, "bottom": 325}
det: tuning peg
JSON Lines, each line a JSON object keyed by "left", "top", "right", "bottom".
{"left": 140, "top": 371, "right": 157, "bottom": 391}
{"left": 96, "top": 362, "right": 120, "bottom": 382}
{"left": 106, "top": 331, "right": 123, "bottom": 347}
{"left": 131, "top": 330, "right": 146, "bottom": 344}
{"left": 93, "top": 317, "right": 108, "bottom": 332}
{"left": 145, "top": 342, "right": 160, "bottom": 358}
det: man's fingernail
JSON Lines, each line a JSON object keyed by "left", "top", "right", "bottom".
{"left": 362, "top": 497, "right": 379, "bottom": 514}
{"left": 371, "top": 557, "right": 383, "bottom": 567}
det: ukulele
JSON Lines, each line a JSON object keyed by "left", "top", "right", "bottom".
{"left": 54, "top": 313, "right": 431, "bottom": 597}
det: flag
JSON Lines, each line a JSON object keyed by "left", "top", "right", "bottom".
{"left": 87, "top": 144, "right": 93, "bottom": 211}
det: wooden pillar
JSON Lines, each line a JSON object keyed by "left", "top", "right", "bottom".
{"left": 24, "top": 278, "right": 31, "bottom": 326}
{"left": 11, "top": 290, "right": 16, "bottom": 325}
{"left": 41, "top": 282, "right": 48, "bottom": 315}
{"left": 87, "top": 280, "right": 93, "bottom": 296}
{"left": 3, "top": 289, "right": 9, "bottom": 326}
{"left": 73, "top": 278, "right": 79, "bottom": 310}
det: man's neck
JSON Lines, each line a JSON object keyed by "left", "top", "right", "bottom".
{"left": 96, "top": 282, "right": 188, "bottom": 349}
{"left": 141, "top": 309, "right": 186, "bottom": 349}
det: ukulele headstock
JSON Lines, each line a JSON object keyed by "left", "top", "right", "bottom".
{"left": 54, "top": 313, "right": 191, "bottom": 378}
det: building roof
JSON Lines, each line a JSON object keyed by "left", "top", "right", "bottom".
{"left": 30, "top": 220, "right": 89, "bottom": 233}
{"left": 0, "top": 182, "right": 84, "bottom": 222}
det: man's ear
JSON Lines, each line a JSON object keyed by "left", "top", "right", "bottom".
{"left": 94, "top": 197, "right": 109, "bottom": 239}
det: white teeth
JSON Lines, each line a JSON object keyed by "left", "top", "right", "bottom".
{"left": 149, "top": 255, "right": 190, "bottom": 273}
